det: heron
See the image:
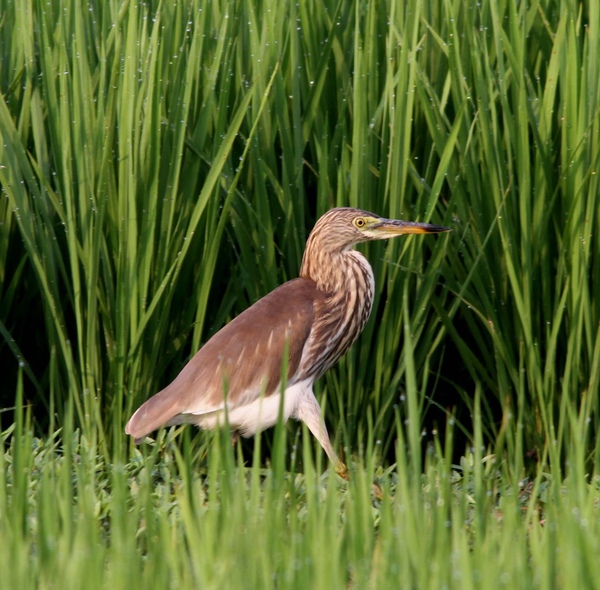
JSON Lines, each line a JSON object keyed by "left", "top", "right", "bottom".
{"left": 126, "top": 207, "right": 450, "bottom": 477}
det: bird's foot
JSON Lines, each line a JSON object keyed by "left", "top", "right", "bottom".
{"left": 334, "top": 461, "right": 384, "bottom": 500}
{"left": 335, "top": 461, "right": 349, "bottom": 480}
{"left": 371, "top": 481, "right": 384, "bottom": 501}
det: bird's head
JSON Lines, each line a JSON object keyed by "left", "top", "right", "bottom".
{"left": 308, "top": 207, "right": 450, "bottom": 253}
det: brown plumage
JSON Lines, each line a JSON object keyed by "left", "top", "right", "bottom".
{"left": 125, "top": 207, "right": 450, "bottom": 476}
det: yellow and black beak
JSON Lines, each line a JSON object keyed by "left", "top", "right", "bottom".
{"left": 371, "top": 218, "right": 451, "bottom": 238}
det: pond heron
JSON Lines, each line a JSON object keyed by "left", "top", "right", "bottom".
{"left": 126, "top": 207, "right": 450, "bottom": 477}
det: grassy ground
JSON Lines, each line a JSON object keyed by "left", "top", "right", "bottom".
{"left": 3, "top": 394, "right": 600, "bottom": 588}
{"left": 1, "top": 0, "right": 599, "bottom": 587}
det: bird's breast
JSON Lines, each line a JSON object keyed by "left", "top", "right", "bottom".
{"left": 298, "top": 250, "right": 375, "bottom": 381}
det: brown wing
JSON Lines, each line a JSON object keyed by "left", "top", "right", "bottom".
{"left": 125, "top": 277, "right": 323, "bottom": 440}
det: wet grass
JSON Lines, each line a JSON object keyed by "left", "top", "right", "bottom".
{"left": 3, "top": 388, "right": 600, "bottom": 589}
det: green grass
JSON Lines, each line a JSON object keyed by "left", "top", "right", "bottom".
{"left": 1, "top": 0, "right": 599, "bottom": 587}
{"left": 3, "top": 386, "right": 600, "bottom": 588}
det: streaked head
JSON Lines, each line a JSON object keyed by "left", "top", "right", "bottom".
{"left": 307, "top": 207, "right": 450, "bottom": 253}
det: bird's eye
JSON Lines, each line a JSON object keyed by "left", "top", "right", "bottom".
{"left": 354, "top": 218, "right": 366, "bottom": 228}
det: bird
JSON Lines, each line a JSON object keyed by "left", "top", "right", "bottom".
{"left": 126, "top": 207, "right": 450, "bottom": 477}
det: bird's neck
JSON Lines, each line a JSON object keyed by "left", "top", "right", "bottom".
{"left": 299, "top": 245, "right": 376, "bottom": 378}
{"left": 300, "top": 244, "right": 375, "bottom": 299}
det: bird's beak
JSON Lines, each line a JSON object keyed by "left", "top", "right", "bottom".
{"left": 373, "top": 218, "right": 451, "bottom": 237}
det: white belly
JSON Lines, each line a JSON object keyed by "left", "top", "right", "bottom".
{"left": 193, "top": 379, "right": 311, "bottom": 436}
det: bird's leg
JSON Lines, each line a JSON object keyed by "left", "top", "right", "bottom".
{"left": 295, "top": 391, "right": 348, "bottom": 479}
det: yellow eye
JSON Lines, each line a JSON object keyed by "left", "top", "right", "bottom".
{"left": 354, "top": 217, "right": 366, "bottom": 228}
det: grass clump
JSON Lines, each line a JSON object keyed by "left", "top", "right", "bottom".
{"left": 2, "top": 398, "right": 600, "bottom": 589}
